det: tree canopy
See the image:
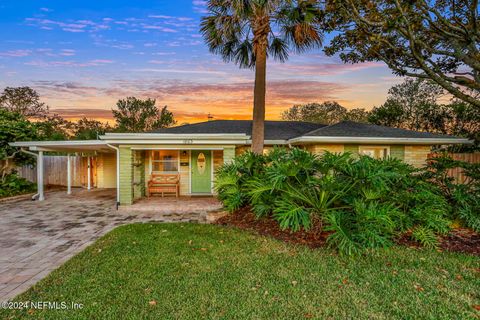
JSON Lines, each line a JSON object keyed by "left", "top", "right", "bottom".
{"left": 112, "top": 97, "right": 176, "bottom": 133}
{"left": 73, "top": 117, "right": 113, "bottom": 140}
{"left": 282, "top": 101, "right": 369, "bottom": 124}
{"left": 368, "top": 78, "right": 479, "bottom": 151}
{"left": 0, "top": 87, "right": 49, "bottom": 118}
{"left": 323, "top": 0, "right": 480, "bottom": 108}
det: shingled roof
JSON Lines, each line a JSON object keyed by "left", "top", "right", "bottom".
{"left": 303, "top": 121, "right": 460, "bottom": 139}
{"left": 151, "top": 120, "right": 326, "bottom": 140}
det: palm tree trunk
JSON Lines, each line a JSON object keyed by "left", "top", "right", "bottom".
{"left": 251, "top": 46, "right": 267, "bottom": 154}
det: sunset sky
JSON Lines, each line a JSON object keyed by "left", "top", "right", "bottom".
{"left": 0, "top": 0, "right": 404, "bottom": 124}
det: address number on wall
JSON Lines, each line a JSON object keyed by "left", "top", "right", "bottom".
{"left": 182, "top": 139, "right": 194, "bottom": 144}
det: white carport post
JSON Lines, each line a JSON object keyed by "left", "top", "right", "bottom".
{"left": 87, "top": 156, "right": 91, "bottom": 190}
{"left": 37, "top": 151, "right": 45, "bottom": 201}
{"left": 67, "top": 154, "right": 72, "bottom": 195}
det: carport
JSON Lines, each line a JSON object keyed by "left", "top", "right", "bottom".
{"left": 9, "top": 141, "right": 117, "bottom": 202}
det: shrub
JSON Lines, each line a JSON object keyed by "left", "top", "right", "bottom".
{"left": 424, "top": 154, "right": 480, "bottom": 232}
{"left": 215, "top": 148, "right": 455, "bottom": 254}
{"left": 0, "top": 172, "right": 36, "bottom": 198}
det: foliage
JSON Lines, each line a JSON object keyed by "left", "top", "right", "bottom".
{"left": 73, "top": 117, "right": 113, "bottom": 140}
{"left": 423, "top": 154, "right": 480, "bottom": 232}
{"left": 201, "top": 0, "right": 324, "bottom": 153}
{"left": 112, "top": 97, "right": 176, "bottom": 133}
{"left": 215, "top": 148, "right": 457, "bottom": 254}
{"left": 368, "top": 79, "right": 480, "bottom": 151}
{"left": 35, "top": 114, "right": 74, "bottom": 140}
{"left": 282, "top": 101, "right": 369, "bottom": 124}
{"left": 0, "top": 109, "right": 38, "bottom": 177}
{"left": 0, "top": 86, "right": 49, "bottom": 118}
{"left": 323, "top": 0, "right": 480, "bottom": 108}
{"left": 0, "top": 172, "right": 36, "bottom": 198}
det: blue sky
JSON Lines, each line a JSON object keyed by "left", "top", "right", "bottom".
{"left": 0, "top": 0, "right": 402, "bottom": 123}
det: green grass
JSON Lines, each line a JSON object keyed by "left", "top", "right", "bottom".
{"left": 2, "top": 223, "right": 479, "bottom": 320}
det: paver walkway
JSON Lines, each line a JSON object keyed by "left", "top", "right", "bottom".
{"left": 0, "top": 189, "right": 222, "bottom": 300}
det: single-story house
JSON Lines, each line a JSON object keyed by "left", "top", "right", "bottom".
{"left": 10, "top": 120, "right": 470, "bottom": 206}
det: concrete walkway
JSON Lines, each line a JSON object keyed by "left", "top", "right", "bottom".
{"left": 0, "top": 189, "right": 223, "bottom": 301}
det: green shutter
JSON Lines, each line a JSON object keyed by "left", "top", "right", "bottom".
{"left": 390, "top": 145, "right": 405, "bottom": 161}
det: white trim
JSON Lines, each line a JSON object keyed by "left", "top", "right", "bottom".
{"left": 103, "top": 139, "right": 248, "bottom": 145}
{"left": 288, "top": 136, "right": 472, "bottom": 145}
{"left": 131, "top": 147, "right": 225, "bottom": 150}
{"left": 37, "top": 151, "right": 44, "bottom": 201}
{"left": 10, "top": 140, "right": 107, "bottom": 147}
{"left": 246, "top": 139, "right": 287, "bottom": 145}
{"left": 101, "top": 133, "right": 248, "bottom": 139}
{"left": 105, "top": 144, "right": 120, "bottom": 205}
{"left": 67, "top": 154, "right": 72, "bottom": 195}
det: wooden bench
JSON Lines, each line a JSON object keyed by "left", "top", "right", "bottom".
{"left": 147, "top": 173, "right": 180, "bottom": 197}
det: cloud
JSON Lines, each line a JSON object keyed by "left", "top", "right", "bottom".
{"left": 272, "top": 61, "right": 384, "bottom": 76}
{"left": 0, "top": 50, "right": 31, "bottom": 57}
{"left": 192, "top": 0, "right": 208, "bottom": 13}
{"left": 33, "top": 78, "right": 349, "bottom": 122}
{"left": 25, "top": 59, "right": 113, "bottom": 67}
{"left": 40, "top": 7, "right": 52, "bottom": 12}
{"left": 141, "top": 25, "right": 177, "bottom": 32}
{"left": 149, "top": 15, "right": 193, "bottom": 21}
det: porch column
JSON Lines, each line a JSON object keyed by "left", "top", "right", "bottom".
{"left": 37, "top": 151, "right": 45, "bottom": 201}
{"left": 223, "top": 146, "right": 236, "bottom": 164}
{"left": 87, "top": 156, "right": 91, "bottom": 190}
{"left": 67, "top": 154, "right": 72, "bottom": 195}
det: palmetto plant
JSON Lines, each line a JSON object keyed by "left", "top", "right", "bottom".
{"left": 200, "top": 0, "right": 323, "bottom": 153}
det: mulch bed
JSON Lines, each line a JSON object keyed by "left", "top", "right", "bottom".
{"left": 216, "top": 207, "right": 480, "bottom": 256}
{"left": 216, "top": 207, "right": 330, "bottom": 249}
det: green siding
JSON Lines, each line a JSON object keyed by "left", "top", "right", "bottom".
{"left": 223, "top": 146, "right": 235, "bottom": 164}
{"left": 344, "top": 144, "right": 359, "bottom": 155}
{"left": 132, "top": 150, "right": 145, "bottom": 200}
{"left": 390, "top": 145, "right": 405, "bottom": 160}
{"left": 119, "top": 146, "right": 133, "bottom": 205}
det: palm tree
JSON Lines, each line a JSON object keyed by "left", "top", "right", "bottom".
{"left": 201, "top": 0, "right": 323, "bottom": 154}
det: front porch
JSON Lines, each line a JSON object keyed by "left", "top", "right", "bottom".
{"left": 119, "top": 196, "right": 224, "bottom": 222}
{"left": 119, "top": 145, "right": 236, "bottom": 206}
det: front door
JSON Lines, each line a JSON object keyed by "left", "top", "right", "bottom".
{"left": 191, "top": 150, "right": 212, "bottom": 193}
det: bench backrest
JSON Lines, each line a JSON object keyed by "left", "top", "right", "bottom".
{"left": 150, "top": 173, "right": 179, "bottom": 184}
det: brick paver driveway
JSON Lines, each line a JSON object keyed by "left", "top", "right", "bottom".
{"left": 0, "top": 189, "right": 222, "bottom": 301}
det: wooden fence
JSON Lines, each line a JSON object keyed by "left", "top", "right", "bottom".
{"left": 15, "top": 156, "right": 85, "bottom": 187}
{"left": 428, "top": 152, "right": 480, "bottom": 184}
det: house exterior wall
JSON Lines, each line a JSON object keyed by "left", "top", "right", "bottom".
{"left": 404, "top": 145, "right": 431, "bottom": 167}
{"left": 96, "top": 153, "right": 116, "bottom": 189}
{"left": 306, "top": 144, "right": 344, "bottom": 155}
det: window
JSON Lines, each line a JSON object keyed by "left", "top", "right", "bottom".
{"left": 151, "top": 150, "right": 179, "bottom": 172}
{"left": 359, "top": 146, "right": 390, "bottom": 159}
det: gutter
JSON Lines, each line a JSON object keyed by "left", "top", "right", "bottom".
{"left": 19, "top": 148, "right": 40, "bottom": 201}
{"left": 106, "top": 143, "right": 120, "bottom": 210}
{"left": 287, "top": 136, "right": 473, "bottom": 145}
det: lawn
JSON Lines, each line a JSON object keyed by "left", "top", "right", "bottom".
{"left": 2, "top": 223, "right": 479, "bottom": 319}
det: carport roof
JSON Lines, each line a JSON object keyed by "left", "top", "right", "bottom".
{"left": 9, "top": 140, "right": 114, "bottom": 153}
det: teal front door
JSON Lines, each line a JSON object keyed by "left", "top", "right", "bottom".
{"left": 191, "top": 150, "right": 212, "bottom": 193}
